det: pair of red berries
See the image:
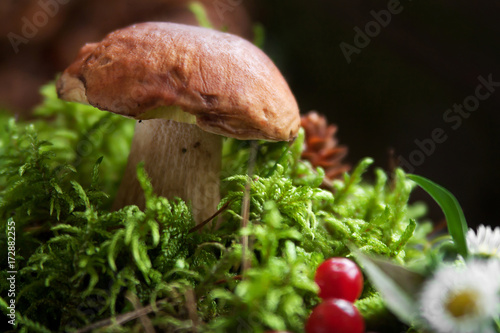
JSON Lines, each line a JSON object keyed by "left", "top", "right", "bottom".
{"left": 305, "top": 258, "right": 365, "bottom": 333}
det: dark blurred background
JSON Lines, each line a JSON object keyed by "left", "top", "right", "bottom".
{"left": 250, "top": 0, "right": 500, "bottom": 229}
{"left": 1, "top": 0, "right": 499, "bottom": 228}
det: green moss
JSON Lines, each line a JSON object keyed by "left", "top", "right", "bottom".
{"left": 0, "top": 83, "right": 430, "bottom": 332}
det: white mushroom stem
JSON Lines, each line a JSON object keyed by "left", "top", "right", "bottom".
{"left": 112, "top": 119, "right": 222, "bottom": 224}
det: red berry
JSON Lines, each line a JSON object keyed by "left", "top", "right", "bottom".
{"left": 314, "top": 258, "right": 363, "bottom": 302}
{"left": 305, "top": 298, "right": 365, "bottom": 333}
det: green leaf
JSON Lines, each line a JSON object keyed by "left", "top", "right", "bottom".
{"left": 16, "top": 315, "right": 52, "bottom": 333}
{"left": 19, "top": 163, "right": 29, "bottom": 176}
{"left": 188, "top": 2, "right": 213, "bottom": 28}
{"left": 108, "top": 229, "right": 125, "bottom": 271}
{"left": 0, "top": 297, "right": 8, "bottom": 312}
{"left": 148, "top": 219, "right": 160, "bottom": 247}
{"left": 51, "top": 224, "right": 82, "bottom": 235}
{"left": 407, "top": 174, "right": 468, "bottom": 258}
{"left": 252, "top": 23, "right": 266, "bottom": 49}
{"left": 265, "top": 144, "right": 290, "bottom": 177}
{"left": 91, "top": 156, "right": 104, "bottom": 187}
{"left": 356, "top": 251, "right": 424, "bottom": 325}
{"left": 390, "top": 219, "right": 416, "bottom": 254}
{"left": 71, "top": 180, "right": 90, "bottom": 209}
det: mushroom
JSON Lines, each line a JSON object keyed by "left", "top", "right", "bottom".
{"left": 56, "top": 22, "right": 300, "bottom": 223}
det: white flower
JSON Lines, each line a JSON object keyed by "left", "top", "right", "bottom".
{"left": 419, "top": 260, "right": 500, "bottom": 333}
{"left": 467, "top": 224, "right": 500, "bottom": 259}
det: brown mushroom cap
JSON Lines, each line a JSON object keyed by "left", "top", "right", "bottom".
{"left": 57, "top": 22, "right": 300, "bottom": 141}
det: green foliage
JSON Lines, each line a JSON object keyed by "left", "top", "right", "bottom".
{"left": 407, "top": 174, "right": 468, "bottom": 258}
{"left": 204, "top": 202, "right": 322, "bottom": 333}
{"left": 189, "top": 2, "right": 213, "bottom": 29}
{"left": 323, "top": 160, "right": 421, "bottom": 263}
{"left": 355, "top": 293, "right": 408, "bottom": 332}
{"left": 0, "top": 83, "right": 430, "bottom": 332}
{"left": 31, "top": 83, "right": 135, "bottom": 204}
{"left": 354, "top": 176, "right": 492, "bottom": 333}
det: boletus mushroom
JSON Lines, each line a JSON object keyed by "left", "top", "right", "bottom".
{"left": 57, "top": 22, "right": 300, "bottom": 223}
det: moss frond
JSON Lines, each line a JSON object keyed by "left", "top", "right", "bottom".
{"left": 0, "top": 83, "right": 431, "bottom": 332}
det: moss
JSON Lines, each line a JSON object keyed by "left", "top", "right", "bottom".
{"left": 0, "top": 83, "right": 430, "bottom": 332}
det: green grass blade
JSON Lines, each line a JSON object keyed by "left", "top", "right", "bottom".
{"left": 189, "top": 2, "right": 213, "bottom": 29}
{"left": 355, "top": 252, "right": 422, "bottom": 325}
{"left": 407, "top": 174, "right": 468, "bottom": 258}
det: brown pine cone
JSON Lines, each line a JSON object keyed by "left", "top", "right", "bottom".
{"left": 301, "top": 111, "right": 350, "bottom": 181}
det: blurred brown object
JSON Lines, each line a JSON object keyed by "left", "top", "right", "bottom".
{"left": 0, "top": 0, "right": 253, "bottom": 116}
{"left": 301, "top": 111, "right": 350, "bottom": 183}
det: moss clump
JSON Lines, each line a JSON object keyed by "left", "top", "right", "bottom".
{"left": 0, "top": 83, "right": 430, "bottom": 332}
